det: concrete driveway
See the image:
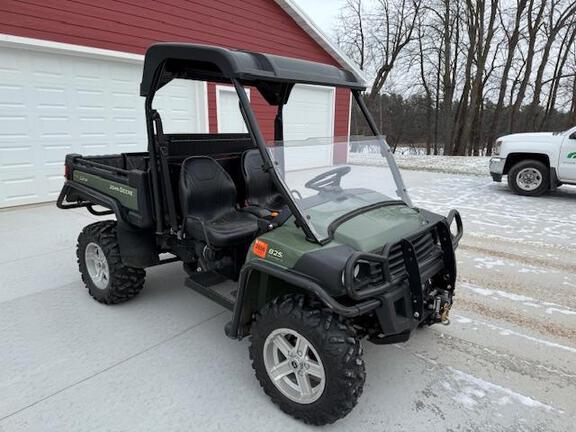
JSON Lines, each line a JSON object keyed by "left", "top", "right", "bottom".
{"left": 1, "top": 170, "right": 575, "bottom": 432}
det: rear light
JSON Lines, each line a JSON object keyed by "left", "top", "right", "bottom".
{"left": 64, "top": 164, "right": 70, "bottom": 179}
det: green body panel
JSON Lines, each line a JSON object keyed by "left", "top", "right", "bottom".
{"left": 247, "top": 219, "right": 341, "bottom": 269}
{"left": 246, "top": 205, "right": 427, "bottom": 269}
{"left": 73, "top": 170, "right": 139, "bottom": 210}
{"left": 331, "top": 205, "right": 427, "bottom": 251}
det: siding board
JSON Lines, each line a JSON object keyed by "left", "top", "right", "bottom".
{"left": 2, "top": 0, "right": 351, "bottom": 142}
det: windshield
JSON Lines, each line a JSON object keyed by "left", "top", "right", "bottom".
{"left": 267, "top": 136, "right": 409, "bottom": 241}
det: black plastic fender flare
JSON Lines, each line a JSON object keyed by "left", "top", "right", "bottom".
{"left": 57, "top": 182, "right": 159, "bottom": 268}
{"left": 226, "top": 260, "right": 382, "bottom": 340}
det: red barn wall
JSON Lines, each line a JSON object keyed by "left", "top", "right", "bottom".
{"left": 0, "top": 0, "right": 351, "bottom": 141}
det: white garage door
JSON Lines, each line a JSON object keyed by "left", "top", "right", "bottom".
{"left": 215, "top": 84, "right": 335, "bottom": 172}
{"left": 216, "top": 85, "right": 249, "bottom": 133}
{"left": 283, "top": 85, "right": 335, "bottom": 171}
{"left": 0, "top": 44, "right": 208, "bottom": 208}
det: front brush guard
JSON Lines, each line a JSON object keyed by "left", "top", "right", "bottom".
{"left": 343, "top": 210, "right": 462, "bottom": 309}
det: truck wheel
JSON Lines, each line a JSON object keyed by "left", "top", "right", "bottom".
{"left": 508, "top": 160, "right": 549, "bottom": 196}
{"left": 77, "top": 221, "right": 145, "bottom": 304}
{"left": 249, "top": 295, "right": 365, "bottom": 425}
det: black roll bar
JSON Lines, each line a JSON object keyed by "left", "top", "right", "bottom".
{"left": 232, "top": 79, "right": 320, "bottom": 243}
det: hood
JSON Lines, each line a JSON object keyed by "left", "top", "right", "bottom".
{"left": 499, "top": 132, "right": 555, "bottom": 143}
{"left": 248, "top": 201, "right": 429, "bottom": 272}
{"left": 333, "top": 204, "right": 427, "bottom": 251}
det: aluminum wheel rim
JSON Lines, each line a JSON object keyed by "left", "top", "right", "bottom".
{"left": 516, "top": 168, "right": 543, "bottom": 191}
{"left": 85, "top": 242, "right": 110, "bottom": 290}
{"left": 263, "top": 328, "right": 326, "bottom": 404}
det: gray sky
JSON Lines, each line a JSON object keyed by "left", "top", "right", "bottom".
{"left": 292, "top": 0, "right": 346, "bottom": 37}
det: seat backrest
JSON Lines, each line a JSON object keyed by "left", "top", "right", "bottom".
{"left": 179, "top": 156, "right": 237, "bottom": 221}
{"left": 242, "top": 149, "right": 284, "bottom": 209}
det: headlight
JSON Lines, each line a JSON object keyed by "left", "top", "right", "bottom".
{"left": 493, "top": 140, "right": 502, "bottom": 156}
{"left": 353, "top": 264, "right": 361, "bottom": 278}
{"left": 341, "top": 263, "right": 364, "bottom": 286}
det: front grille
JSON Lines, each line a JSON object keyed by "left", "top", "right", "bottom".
{"left": 368, "top": 230, "right": 439, "bottom": 284}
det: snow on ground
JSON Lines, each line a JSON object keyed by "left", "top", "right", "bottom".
{"left": 0, "top": 158, "right": 575, "bottom": 431}
{"left": 350, "top": 151, "right": 491, "bottom": 176}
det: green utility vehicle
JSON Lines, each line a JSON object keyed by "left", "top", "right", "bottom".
{"left": 57, "top": 43, "right": 463, "bottom": 425}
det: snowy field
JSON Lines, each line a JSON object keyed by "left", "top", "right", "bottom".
{"left": 350, "top": 152, "right": 491, "bottom": 176}
{"left": 0, "top": 163, "right": 575, "bottom": 431}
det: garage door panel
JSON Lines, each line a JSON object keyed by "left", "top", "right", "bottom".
{"left": 0, "top": 146, "right": 34, "bottom": 169}
{"left": 75, "top": 88, "right": 106, "bottom": 110}
{"left": 0, "top": 175, "right": 37, "bottom": 204}
{"left": 0, "top": 50, "right": 26, "bottom": 79}
{"left": 40, "top": 145, "right": 73, "bottom": 167}
{"left": 282, "top": 85, "right": 335, "bottom": 171}
{"left": 153, "top": 80, "right": 206, "bottom": 134}
{"left": 38, "top": 115, "right": 73, "bottom": 138}
{"left": 72, "top": 59, "right": 107, "bottom": 82}
{"left": 0, "top": 115, "right": 30, "bottom": 139}
{"left": 106, "top": 62, "right": 138, "bottom": 81}
{"left": 0, "top": 84, "right": 26, "bottom": 109}
{"left": 33, "top": 86, "right": 68, "bottom": 111}
{"left": 216, "top": 86, "right": 249, "bottom": 133}
{"left": 111, "top": 91, "right": 139, "bottom": 111}
{"left": 46, "top": 173, "right": 65, "bottom": 198}
{"left": 111, "top": 116, "right": 139, "bottom": 135}
{"left": 30, "top": 52, "right": 65, "bottom": 79}
{"left": 0, "top": 46, "right": 208, "bottom": 207}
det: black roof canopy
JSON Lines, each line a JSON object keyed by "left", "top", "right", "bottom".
{"left": 140, "top": 43, "right": 366, "bottom": 98}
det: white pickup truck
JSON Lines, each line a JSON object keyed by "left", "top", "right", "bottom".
{"left": 490, "top": 125, "right": 576, "bottom": 196}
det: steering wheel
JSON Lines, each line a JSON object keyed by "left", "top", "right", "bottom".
{"left": 304, "top": 166, "right": 351, "bottom": 192}
{"left": 291, "top": 189, "right": 303, "bottom": 200}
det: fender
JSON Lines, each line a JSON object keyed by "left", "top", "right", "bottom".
{"left": 225, "top": 260, "right": 382, "bottom": 340}
{"left": 57, "top": 182, "right": 159, "bottom": 267}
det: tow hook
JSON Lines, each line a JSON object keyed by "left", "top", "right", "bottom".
{"left": 432, "top": 293, "right": 451, "bottom": 325}
{"left": 440, "top": 303, "right": 451, "bottom": 325}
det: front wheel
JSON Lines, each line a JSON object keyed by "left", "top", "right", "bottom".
{"left": 249, "top": 295, "right": 365, "bottom": 425}
{"left": 507, "top": 160, "right": 549, "bottom": 196}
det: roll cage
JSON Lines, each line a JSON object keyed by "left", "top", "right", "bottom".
{"left": 140, "top": 43, "right": 411, "bottom": 244}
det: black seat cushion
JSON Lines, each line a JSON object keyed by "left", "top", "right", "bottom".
{"left": 179, "top": 156, "right": 258, "bottom": 247}
{"left": 242, "top": 149, "right": 285, "bottom": 210}
{"left": 184, "top": 210, "right": 260, "bottom": 247}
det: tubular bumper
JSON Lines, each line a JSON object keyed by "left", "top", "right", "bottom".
{"left": 343, "top": 211, "right": 462, "bottom": 337}
{"left": 343, "top": 211, "right": 462, "bottom": 301}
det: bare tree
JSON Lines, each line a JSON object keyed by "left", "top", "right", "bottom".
{"left": 369, "top": 0, "right": 423, "bottom": 99}
{"left": 485, "top": 0, "right": 528, "bottom": 154}
{"left": 453, "top": 0, "right": 499, "bottom": 155}
{"left": 336, "top": 0, "right": 370, "bottom": 71}
{"left": 508, "top": 0, "right": 547, "bottom": 132}
{"left": 416, "top": 13, "right": 434, "bottom": 154}
{"left": 336, "top": 0, "right": 576, "bottom": 154}
{"left": 524, "top": 0, "right": 576, "bottom": 128}
{"left": 541, "top": 18, "right": 576, "bottom": 129}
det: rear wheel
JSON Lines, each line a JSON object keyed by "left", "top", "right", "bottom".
{"left": 249, "top": 295, "right": 365, "bottom": 425}
{"left": 508, "top": 160, "right": 549, "bottom": 196}
{"left": 77, "top": 221, "right": 145, "bottom": 304}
